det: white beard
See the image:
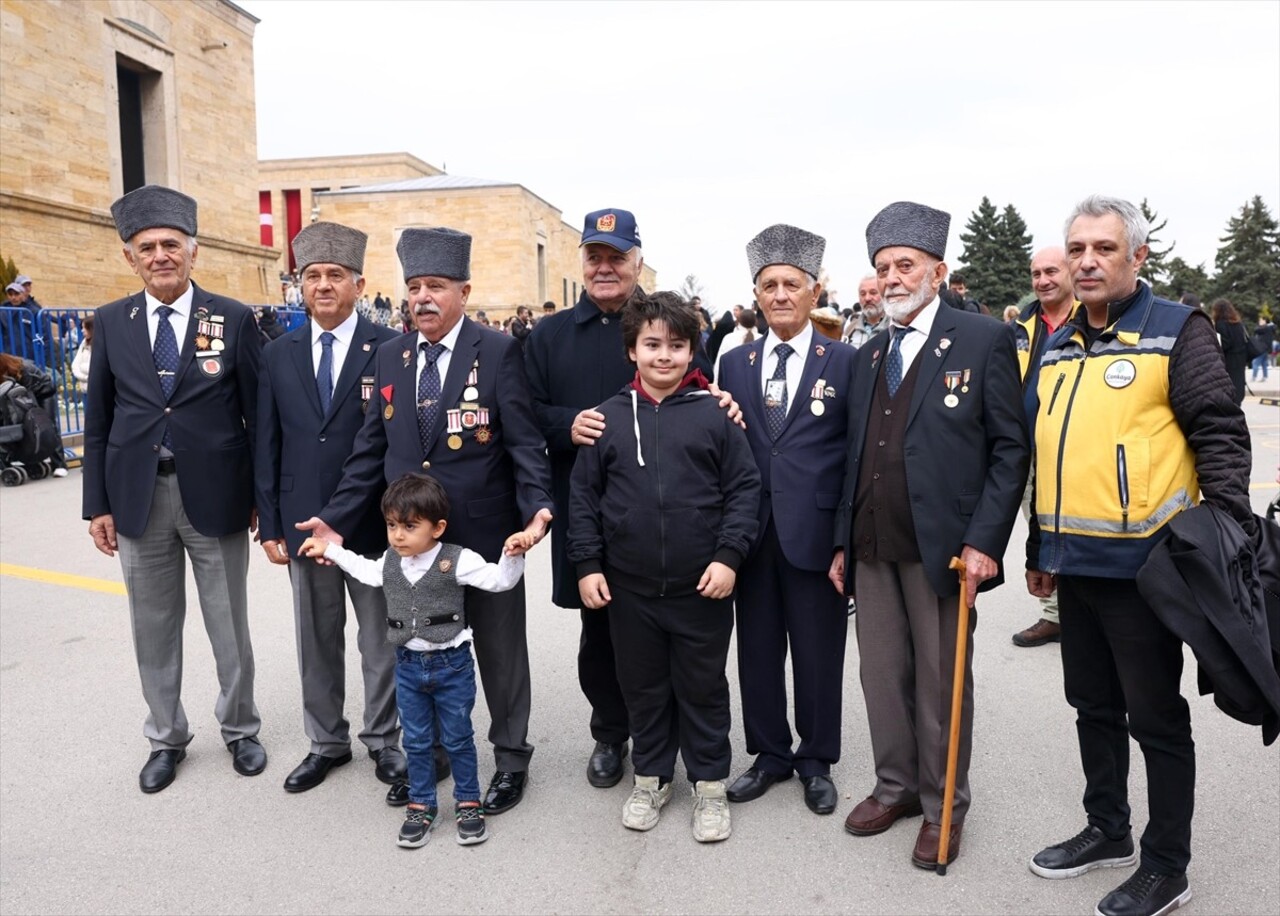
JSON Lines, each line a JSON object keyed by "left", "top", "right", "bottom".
{"left": 882, "top": 281, "right": 934, "bottom": 323}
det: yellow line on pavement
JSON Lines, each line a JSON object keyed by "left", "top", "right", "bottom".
{"left": 0, "top": 563, "right": 126, "bottom": 596}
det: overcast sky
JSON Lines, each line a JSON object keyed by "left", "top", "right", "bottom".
{"left": 241, "top": 0, "right": 1280, "bottom": 309}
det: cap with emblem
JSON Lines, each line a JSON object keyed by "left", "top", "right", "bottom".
{"left": 396, "top": 227, "right": 471, "bottom": 282}
{"left": 110, "top": 185, "right": 198, "bottom": 242}
{"left": 292, "top": 221, "right": 368, "bottom": 273}
{"left": 746, "top": 224, "right": 825, "bottom": 282}
{"left": 866, "top": 201, "right": 950, "bottom": 264}
{"left": 15, "top": 275, "right": 32, "bottom": 286}
{"left": 580, "top": 208, "right": 641, "bottom": 252}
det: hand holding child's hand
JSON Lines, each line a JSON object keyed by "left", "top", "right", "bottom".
{"left": 504, "top": 530, "right": 536, "bottom": 556}
{"left": 579, "top": 573, "right": 612, "bottom": 609}
{"left": 298, "top": 536, "right": 330, "bottom": 559}
{"left": 697, "top": 561, "right": 736, "bottom": 600}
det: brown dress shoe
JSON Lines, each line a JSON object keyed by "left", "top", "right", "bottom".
{"left": 911, "top": 820, "right": 963, "bottom": 869}
{"left": 1012, "top": 618, "right": 1061, "bottom": 647}
{"left": 844, "top": 795, "right": 924, "bottom": 836}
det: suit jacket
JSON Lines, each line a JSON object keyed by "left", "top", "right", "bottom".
{"left": 82, "top": 283, "right": 259, "bottom": 539}
{"left": 323, "top": 316, "right": 553, "bottom": 561}
{"left": 834, "top": 306, "right": 1029, "bottom": 598}
{"left": 255, "top": 314, "right": 400, "bottom": 558}
{"left": 718, "top": 334, "right": 856, "bottom": 572}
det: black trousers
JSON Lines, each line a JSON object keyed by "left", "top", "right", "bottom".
{"left": 579, "top": 608, "right": 630, "bottom": 744}
{"left": 736, "top": 519, "right": 847, "bottom": 777}
{"left": 1059, "top": 575, "right": 1193, "bottom": 876}
{"left": 607, "top": 583, "right": 733, "bottom": 783}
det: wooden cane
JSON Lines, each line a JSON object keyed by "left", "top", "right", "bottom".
{"left": 937, "top": 556, "right": 970, "bottom": 876}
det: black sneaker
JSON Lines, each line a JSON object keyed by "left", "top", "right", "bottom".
{"left": 1096, "top": 867, "right": 1191, "bottom": 916}
{"left": 456, "top": 802, "right": 488, "bottom": 846}
{"left": 396, "top": 804, "right": 437, "bottom": 848}
{"left": 1029, "top": 825, "right": 1137, "bottom": 878}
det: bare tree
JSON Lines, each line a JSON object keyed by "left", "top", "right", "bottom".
{"left": 679, "top": 273, "right": 704, "bottom": 302}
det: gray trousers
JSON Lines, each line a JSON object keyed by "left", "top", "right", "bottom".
{"left": 117, "top": 473, "right": 260, "bottom": 750}
{"left": 467, "top": 579, "right": 533, "bottom": 773}
{"left": 854, "top": 559, "right": 976, "bottom": 824}
{"left": 288, "top": 559, "right": 399, "bottom": 755}
{"left": 1021, "top": 475, "right": 1060, "bottom": 623}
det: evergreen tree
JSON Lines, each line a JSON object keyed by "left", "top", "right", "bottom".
{"left": 1138, "top": 198, "right": 1175, "bottom": 286}
{"left": 1213, "top": 195, "right": 1280, "bottom": 321}
{"left": 958, "top": 197, "right": 1032, "bottom": 310}
{"left": 991, "top": 204, "right": 1033, "bottom": 309}
{"left": 1157, "top": 256, "right": 1212, "bottom": 302}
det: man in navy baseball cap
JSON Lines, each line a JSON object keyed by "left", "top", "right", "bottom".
{"left": 580, "top": 208, "right": 642, "bottom": 252}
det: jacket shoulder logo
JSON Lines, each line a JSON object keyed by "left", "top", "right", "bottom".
{"left": 1103, "top": 359, "right": 1136, "bottom": 389}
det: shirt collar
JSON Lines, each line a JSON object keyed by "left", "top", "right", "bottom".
{"left": 312, "top": 309, "right": 359, "bottom": 347}
{"left": 416, "top": 315, "right": 466, "bottom": 353}
{"left": 890, "top": 296, "right": 940, "bottom": 338}
{"left": 765, "top": 321, "right": 813, "bottom": 360}
{"left": 402, "top": 542, "right": 441, "bottom": 572}
{"left": 145, "top": 283, "right": 194, "bottom": 318}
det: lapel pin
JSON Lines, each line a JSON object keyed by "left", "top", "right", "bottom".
{"left": 816, "top": 345, "right": 826, "bottom": 356}
{"left": 934, "top": 348, "right": 942, "bottom": 358}
{"left": 129, "top": 307, "right": 139, "bottom": 320}
{"left": 939, "top": 338, "right": 952, "bottom": 350}
{"left": 748, "top": 351, "right": 757, "bottom": 366}
{"left": 363, "top": 343, "right": 372, "bottom": 352}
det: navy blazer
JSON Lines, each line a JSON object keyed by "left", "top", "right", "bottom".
{"left": 834, "top": 306, "right": 1029, "bottom": 598}
{"left": 323, "top": 317, "right": 554, "bottom": 561}
{"left": 82, "top": 283, "right": 260, "bottom": 539}
{"left": 718, "top": 333, "right": 857, "bottom": 572}
{"left": 256, "top": 314, "right": 400, "bottom": 558}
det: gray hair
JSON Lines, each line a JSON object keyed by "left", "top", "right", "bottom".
{"left": 1064, "top": 195, "right": 1149, "bottom": 261}
{"left": 581, "top": 245, "right": 643, "bottom": 267}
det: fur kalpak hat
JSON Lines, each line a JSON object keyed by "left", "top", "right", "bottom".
{"left": 292, "top": 222, "right": 368, "bottom": 273}
{"left": 866, "top": 201, "right": 950, "bottom": 264}
{"left": 110, "top": 185, "right": 198, "bottom": 242}
{"left": 397, "top": 227, "right": 471, "bottom": 282}
{"left": 746, "top": 224, "right": 826, "bottom": 281}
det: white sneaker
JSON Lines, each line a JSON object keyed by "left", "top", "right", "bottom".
{"left": 692, "top": 780, "right": 732, "bottom": 842}
{"left": 52, "top": 467, "right": 68, "bottom": 478}
{"left": 622, "top": 775, "right": 672, "bottom": 831}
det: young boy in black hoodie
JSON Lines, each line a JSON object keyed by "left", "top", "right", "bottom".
{"left": 567, "top": 291, "right": 761, "bottom": 842}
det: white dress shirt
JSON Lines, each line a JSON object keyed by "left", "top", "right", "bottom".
{"left": 323, "top": 540, "right": 524, "bottom": 651}
{"left": 144, "top": 284, "right": 195, "bottom": 349}
{"left": 889, "top": 296, "right": 941, "bottom": 376}
{"left": 311, "top": 309, "right": 359, "bottom": 396}
{"left": 761, "top": 321, "right": 814, "bottom": 419}
{"left": 415, "top": 317, "right": 467, "bottom": 395}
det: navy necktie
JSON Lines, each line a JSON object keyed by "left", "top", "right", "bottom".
{"left": 886, "top": 326, "right": 912, "bottom": 397}
{"left": 417, "top": 341, "right": 446, "bottom": 454}
{"left": 765, "top": 343, "right": 793, "bottom": 441}
{"left": 317, "top": 331, "right": 335, "bottom": 414}
{"left": 153, "top": 305, "right": 180, "bottom": 449}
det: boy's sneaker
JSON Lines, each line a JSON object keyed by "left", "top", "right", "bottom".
{"left": 692, "top": 780, "right": 731, "bottom": 843}
{"left": 456, "top": 802, "right": 488, "bottom": 846}
{"left": 1029, "top": 825, "right": 1137, "bottom": 878}
{"left": 622, "top": 775, "right": 672, "bottom": 832}
{"left": 396, "top": 804, "right": 437, "bottom": 848}
{"left": 1095, "top": 867, "right": 1191, "bottom": 916}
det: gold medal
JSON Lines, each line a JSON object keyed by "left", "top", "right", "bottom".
{"left": 810, "top": 400, "right": 825, "bottom": 417}
{"left": 475, "top": 427, "right": 492, "bottom": 444}
{"left": 384, "top": 404, "right": 395, "bottom": 420}
{"left": 195, "top": 335, "right": 210, "bottom": 350}
{"left": 463, "top": 385, "right": 479, "bottom": 401}
{"left": 944, "top": 394, "right": 959, "bottom": 408}
{"left": 448, "top": 434, "right": 463, "bottom": 450}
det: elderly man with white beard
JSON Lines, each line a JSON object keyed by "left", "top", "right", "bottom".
{"left": 830, "top": 201, "right": 1028, "bottom": 870}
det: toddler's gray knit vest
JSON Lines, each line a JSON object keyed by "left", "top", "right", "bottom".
{"left": 381, "top": 543, "right": 466, "bottom": 646}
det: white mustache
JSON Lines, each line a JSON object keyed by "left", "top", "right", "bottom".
{"left": 413, "top": 302, "right": 441, "bottom": 316}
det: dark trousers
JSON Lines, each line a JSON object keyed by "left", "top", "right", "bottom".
{"left": 736, "top": 519, "right": 847, "bottom": 777}
{"left": 1059, "top": 575, "right": 1193, "bottom": 876}
{"left": 608, "top": 583, "right": 733, "bottom": 783}
{"left": 579, "top": 608, "right": 630, "bottom": 744}
{"left": 467, "top": 580, "right": 534, "bottom": 773}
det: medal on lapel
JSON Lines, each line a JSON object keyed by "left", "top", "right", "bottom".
{"left": 944, "top": 370, "right": 961, "bottom": 408}
{"left": 447, "top": 409, "right": 463, "bottom": 449}
{"left": 381, "top": 384, "right": 395, "bottom": 420}
{"left": 463, "top": 360, "right": 479, "bottom": 402}
{"left": 475, "top": 408, "right": 492, "bottom": 444}
{"left": 961, "top": 368, "right": 971, "bottom": 393}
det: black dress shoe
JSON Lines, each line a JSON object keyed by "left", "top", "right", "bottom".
{"left": 385, "top": 781, "right": 410, "bottom": 807}
{"left": 483, "top": 770, "right": 527, "bottom": 814}
{"left": 139, "top": 749, "right": 186, "bottom": 794}
{"left": 434, "top": 745, "right": 451, "bottom": 782}
{"left": 228, "top": 737, "right": 268, "bottom": 776}
{"left": 587, "top": 740, "right": 629, "bottom": 788}
{"left": 726, "top": 766, "right": 792, "bottom": 803}
{"left": 283, "top": 751, "right": 353, "bottom": 792}
{"left": 802, "top": 774, "right": 838, "bottom": 815}
{"left": 369, "top": 746, "right": 408, "bottom": 785}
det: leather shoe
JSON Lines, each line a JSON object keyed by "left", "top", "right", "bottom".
{"left": 725, "top": 766, "right": 792, "bottom": 803}
{"left": 483, "top": 770, "right": 527, "bottom": 814}
{"left": 911, "top": 820, "right": 964, "bottom": 870}
{"left": 385, "top": 781, "right": 410, "bottom": 807}
{"left": 801, "top": 774, "right": 838, "bottom": 815}
{"left": 369, "top": 746, "right": 408, "bottom": 785}
{"left": 228, "top": 736, "right": 267, "bottom": 776}
{"left": 283, "top": 750, "right": 352, "bottom": 792}
{"left": 433, "top": 745, "right": 451, "bottom": 783}
{"left": 139, "top": 749, "right": 186, "bottom": 794}
{"left": 1013, "top": 618, "right": 1061, "bottom": 647}
{"left": 844, "top": 794, "right": 924, "bottom": 835}
{"left": 587, "top": 740, "right": 629, "bottom": 788}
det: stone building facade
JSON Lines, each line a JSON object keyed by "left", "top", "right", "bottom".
{"left": 0, "top": 0, "right": 275, "bottom": 307}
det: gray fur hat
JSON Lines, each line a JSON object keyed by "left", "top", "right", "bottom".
{"left": 292, "top": 222, "right": 367, "bottom": 273}
{"left": 396, "top": 227, "right": 471, "bottom": 282}
{"left": 110, "top": 185, "right": 197, "bottom": 242}
{"left": 866, "top": 201, "right": 950, "bottom": 264}
{"left": 746, "top": 224, "right": 825, "bottom": 281}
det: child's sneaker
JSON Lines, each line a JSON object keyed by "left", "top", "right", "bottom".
{"left": 692, "top": 780, "right": 731, "bottom": 842}
{"left": 455, "top": 802, "right": 488, "bottom": 845}
{"left": 622, "top": 775, "right": 672, "bottom": 831}
{"left": 396, "top": 804, "right": 437, "bottom": 848}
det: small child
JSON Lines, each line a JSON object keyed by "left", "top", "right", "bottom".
{"left": 301, "top": 473, "right": 535, "bottom": 849}
{"left": 567, "top": 291, "right": 761, "bottom": 842}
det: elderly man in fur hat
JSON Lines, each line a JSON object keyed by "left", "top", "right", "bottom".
{"left": 830, "top": 201, "right": 1028, "bottom": 869}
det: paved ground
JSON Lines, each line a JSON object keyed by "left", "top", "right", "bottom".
{"left": 1, "top": 390, "right": 1277, "bottom": 916}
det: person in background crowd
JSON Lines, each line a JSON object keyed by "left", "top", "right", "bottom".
{"left": 542, "top": 300, "right": 557, "bottom": 320}
{"left": 510, "top": 305, "right": 534, "bottom": 349}
{"left": 0, "top": 351, "right": 70, "bottom": 476}
{"left": 1252, "top": 315, "right": 1276, "bottom": 381}
{"left": 72, "top": 313, "right": 94, "bottom": 393}
{"left": 1210, "top": 298, "right": 1248, "bottom": 405}
{"left": 844, "top": 276, "right": 889, "bottom": 349}
{"left": 1003, "top": 305, "right": 1020, "bottom": 323}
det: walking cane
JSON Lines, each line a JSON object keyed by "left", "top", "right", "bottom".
{"left": 937, "top": 556, "right": 970, "bottom": 876}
